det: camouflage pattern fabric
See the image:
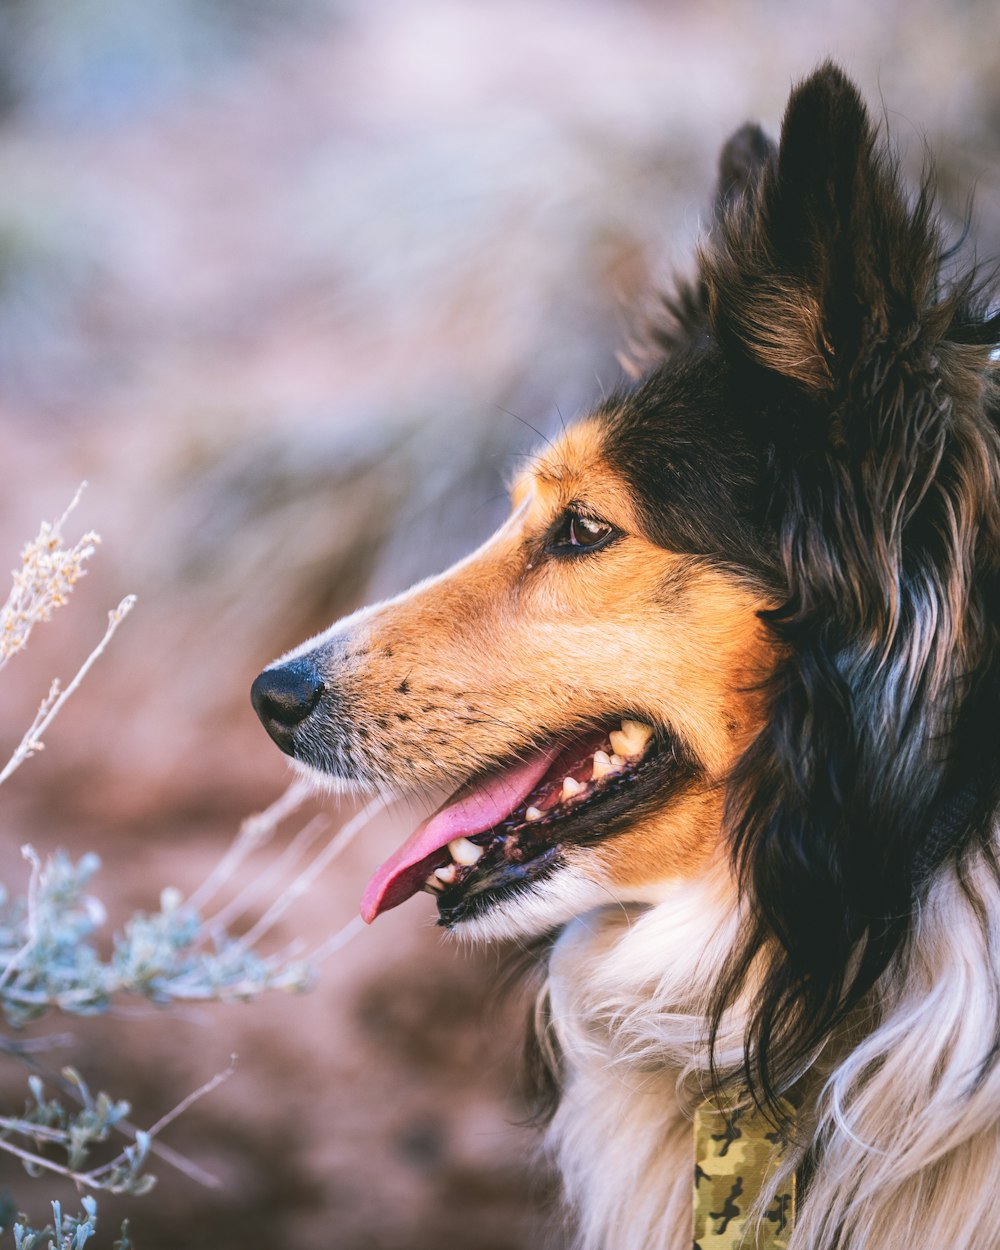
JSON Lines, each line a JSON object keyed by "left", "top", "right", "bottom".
{"left": 692, "top": 1098, "right": 795, "bottom": 1249}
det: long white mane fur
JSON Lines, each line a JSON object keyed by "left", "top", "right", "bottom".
{"left": 541, "top": 847, "right": 1000, "bottom": 1249}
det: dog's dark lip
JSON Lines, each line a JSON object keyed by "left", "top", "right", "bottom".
{"left": 432, "top": 729, "right": 696, "bottom": 927}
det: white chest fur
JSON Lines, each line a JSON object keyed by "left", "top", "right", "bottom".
{"left": 541, "top": 875, "right": 740, "bottom": 1250}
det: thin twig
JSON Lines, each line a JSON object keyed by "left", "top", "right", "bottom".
{"left": 205, "top": 812, "right": 331, "bottom": 933}
{"left": 310, "top": 914, "right": 366, "bottom": 963}
{"left": 53, "top": 482, "right": 89, "bottom": 536}
{"left": 0, "top": 1117, "right": 71, "bottom": 1143}
{"left": 0, "top": 1134, "right": 93, "bottom": 1187}
{"left": 0, "top": 596, "right": 137, "bottom": 786}
{"left": 143, "top": 1056, "right": 237, "bottom": 1142}
{"left": 0, "top": 1061, "right": 239, "bottom": 1195}
{"left": 133, "top": 1132, "right": 222, "bottom": 1190}
{"left": 186, "top": 778, "right": 313, "bottom": 913}
{"left": 4, "top": 1046, "right": 222, "bottom": 1190}
{"left": 234, "top": 797, "right": 384, "bottom": 952}
{"left": 82, "top": 1058, "right": 237, "bottom": 1187}
{"left": 0, "top": 1123, "right": 221, "bottom": 1197}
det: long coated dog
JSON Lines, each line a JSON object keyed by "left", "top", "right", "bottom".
{"left": 252, "top": 63, "right": 1000, "bottom": 1250}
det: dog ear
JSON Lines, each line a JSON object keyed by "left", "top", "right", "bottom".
{"left": 708, "top": 65, "right": 1000, "bottom": 1106}
{"left": 646, "top": 123, "right": 775, "bottom": 359}
{"left": 704, "top": 62, "right": 940, "bottom": 393}
{"left": 714, "top": 122, "right": 774, "bottom": 222}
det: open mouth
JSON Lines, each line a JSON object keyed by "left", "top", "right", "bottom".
{"left": 360, "top": 718, "right": 694, "bottom": 926}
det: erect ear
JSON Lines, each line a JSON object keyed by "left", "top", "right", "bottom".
{"left": 645, "top": 123, "right": 775, "bottom": 361}
{"left": 703, "top": 62, "right": 938, "bottom": 392}
{"left": 709, "top": 66, "right": 1000, "bottom": 1110}
{"left": 714, "top": 122, "right": 775, "bottom": 222}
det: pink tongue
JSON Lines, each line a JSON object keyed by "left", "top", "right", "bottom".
{"left": 360, "top": 748, "right": 559, "bottom": 923}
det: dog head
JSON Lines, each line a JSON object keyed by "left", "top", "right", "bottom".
{"left": 253, "top": 64, "right": 1000, "bottom": 1096}
{"left": 253, "top": 404, "right": 778, "bottom": 940}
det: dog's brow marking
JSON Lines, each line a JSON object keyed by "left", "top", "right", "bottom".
{"left": 533, "top": 460, "right": 566, "bottom": 487}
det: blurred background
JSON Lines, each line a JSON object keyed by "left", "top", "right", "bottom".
{"left": 0, "top": 0, "right": 998, "bottom": 1245}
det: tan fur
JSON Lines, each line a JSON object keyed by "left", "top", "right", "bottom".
{"left": 589, "top": 785, "right": 728, "bottom": 888}
{"left": 318, "top": 414, "right": 777, "bottom": 891}
{"left": 702, "top": 255, "right": 835, "bottom": 390}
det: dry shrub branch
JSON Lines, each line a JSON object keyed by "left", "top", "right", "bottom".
{"left": 0, "top": 489, "right": 364, "bottom": 1247}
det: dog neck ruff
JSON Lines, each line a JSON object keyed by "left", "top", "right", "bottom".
{"left": 690, "top": 781, "right": 976, "bottom": 1248}
{"left": 693, "top": 1097, "right": 795, "bottom": 1248}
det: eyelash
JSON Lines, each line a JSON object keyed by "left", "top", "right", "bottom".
{"left": 545, "top": 509, "right": 620, "bottom": 555}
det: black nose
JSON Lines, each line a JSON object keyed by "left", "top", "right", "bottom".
{"left": 251, "top": 659, "right": 325, "bottom": 752}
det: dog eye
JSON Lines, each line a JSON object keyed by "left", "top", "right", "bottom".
{"left": 547, "top": 511, "right": 617, "bottom": 554}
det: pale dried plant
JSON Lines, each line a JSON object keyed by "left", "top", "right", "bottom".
{"left": 0, "top": 484, "right": 100, "bottom": 673}
{"left": 0, "top": 485, "right": 136, "bottom": 788}
{"left": 0, "top": 487, "right": 373, "bottom": 1247}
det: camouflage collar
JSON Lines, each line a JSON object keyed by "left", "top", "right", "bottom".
{"left": 693, "top": 1097, "right": 796, "bottom": 1249}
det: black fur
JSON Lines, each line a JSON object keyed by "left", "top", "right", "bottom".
{"left": 645, "top": 123, "right": 773, "bottom": 360}
{"left": 607, "top": 63, "right": 1000, "bottom": 1112}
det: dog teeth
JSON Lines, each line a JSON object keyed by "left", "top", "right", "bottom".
{"left": 525, "top": 806, "right": 543, "bottom": 822}
{"left": 448, "top": 837, "right": 484, "bottom": 866}
{"left": 609, "top": 719, "right": 654, "bottom": 759}
{"left": 434, "top": 863, "right": 458, "bottom": 884}
{"left": 425, "top": 872, "right": 445, "bottom": 892}
{"left": 608, "top": 731, "right": 630, "bottom": 757}
{"left": 591, "top": 750, "right": 619, "bottom": 781}
{"left": 623, "top": 718, "right": 654, "bottom": 746}
{"left": 561, "top": 776, "right": 584, "bottom": 799}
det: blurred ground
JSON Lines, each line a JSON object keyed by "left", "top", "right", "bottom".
{"left": 0, "top": 0, "right": 998, "bottom": 1246}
